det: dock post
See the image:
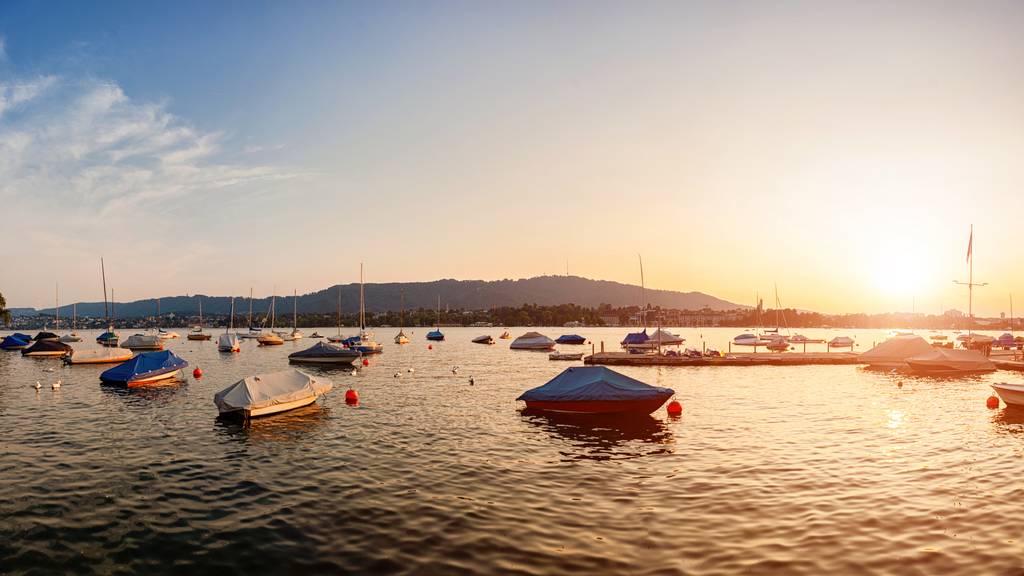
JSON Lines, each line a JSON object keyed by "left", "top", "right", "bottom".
{"left": 601, "top": 341, "right": 604, "bottom": 353}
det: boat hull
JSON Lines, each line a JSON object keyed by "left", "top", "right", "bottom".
{"left": 22, "top": 351, "right": 70, "bottom": 357}
{"left": 511, "top": 344, "right": 556, "bottom": 351}
{"left": 992, "top": 383, "right": 1024, "bottom": 407}
{"left": 248, "top": 395, "right": 319, "bottom": 418}
{"left": 65, "top": 351, "right": 134, "bottom": 365}
{"left": 288, "top": 355, "right": 359, "bottom": 365}
{"left": 522, "top": 396, "right": 671, "bottom": 415}
{"left": 905, "top": 362, "right": 996, "bottom": 376}
{"left": 102, "top": 368, "right": 182, "bottom": 387}
{"left": 187, "top": 334, "right": 212, "bottom": 341}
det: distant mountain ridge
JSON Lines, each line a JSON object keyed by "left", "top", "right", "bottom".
{"left": 18, "top": 275, "right": 743, "bottom": 318}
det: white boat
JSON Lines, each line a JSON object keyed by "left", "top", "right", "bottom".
{"left": 288, "top": 289, "right": 303, "bottom": 340}
{"left": 158, "top": 329, "right": 180, "bottom": 340}
{"left": 289, "top": 341, "right": 361, "bottom": 365}
{"left": 789, "top": 334, "right": 825, "bottom": 344}
{"left": 258, "top": 292, "right": 285, "bottom": 346}
{"left": 122, "top": 333, "right": 164, "bottom": 351}
{"left": 218, "top": 296, "right": 241, "bottom": 352}
{"left": 394, "top": 289, "right": 410, "bottom": 344}
{"left": 991, "top": 382, "right": 1024, "bottom": 407}
{"left": 65, "top": 347, "right": 134, "bottom": 365}
{"left": 905, "top": 348, "right": 996, "bottom": 375}
{"left": 238, "top": 289, "right": 262, "bottom": 338}
{"left": 187, "top": 298, "right": 212, "bottom": 341}
{"left": 549, "top": 352, "right": 584, "bottom": 361}
{"left": 510, "top": 332, "right": 556, "bottom": 351}
{"left": 859, "top": 335, "right": 933, "bottom": 369}
{"left": 472, "top": 335, "right": 494, "bottom": 345}
{"left": 632, "top": 328, "right": 685, "bottom": 349}
{"left": 733, "top": 333, "right": 773, "bottom": 346}
{"left": 829, "top": 336, "right": 855, "bottom": 349}
{"left": 60, "top": 302, "right": 82, "bottom": 342}
{"left": 214, "top": 369, "right": 333, "bottom": 418}
{"left": 349, "top": 263, "right": 383, "bottom": 354}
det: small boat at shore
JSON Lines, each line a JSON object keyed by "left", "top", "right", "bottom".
{"left": 1, "top": 334, "right": 31, "bottom": 350}
{"left": 549, "top": 352, "right": 584, "bottom": 361}
{"left": 427, "top": 295, "right": 445, "bottom": 341}
{"left": 829, "top": 336, "right": 855, "bottom": 349}
{"left": 289, "top": 341, "right": 361, "bottom": 365}
{"left": 22, "top": 340, "right": 73, "bottom": 358}
{"left": 122, "top": 333, "right": 164, "bottom": 351}
{"left": 905, "top": 348, "right": 995, "bottom": 375}
{"left": 517, "top": 366, "right": 674, "bottom": 414}
{"left": 219, "top": 297, "right": 241, "bottom": 352}
{"left": 187, "top": 298, "right": 212, "bottom": 341}
{"left": 511, "top": 331, "right": 556, "bottom": 351}
{"left": 555, "top": 334, "right": 586, "bottom": 345}
{"left": 991, "top": 382, "right": 1024, "bottom": 407}
{"left": 65, "top": 347, "right": 134, "bottom": 365}
{"left": 100, "top": 350, "right": 188, "bottom": 387}
{"left": 214, "top": 369, "right": 332, "bottom": 419}
{"left": 472, "top": 335, "right": 494, "bottom": 345}
{"left": 860, "top": 335, "right": 933, "bottom": 369}
{"left": 33, "top": 331, "right": 59, "bottom": 342}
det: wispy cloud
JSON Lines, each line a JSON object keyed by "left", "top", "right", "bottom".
{"left": 0, "top": 37, "right": 6, "bottom": 62}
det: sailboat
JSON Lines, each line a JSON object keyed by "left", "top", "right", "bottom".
{"left": 289, "top": 289, "right": 303, "bottom": 340}
{"left": 96, "top": 258, "right": 119, "bottom": 347}
{"left": 258, "top": 292, "right": 284, "bottom": 345}
{"left": 155, "top": 298, "right": 180, "bottom": 339}
{"left": 426, "top": 295, "right": 445, "bottom": 341}
{"left": 188, "top": 297, "right": 212, "bottom": 340}
{"left": 219, "top": 296, "right": 241, "bottom": 352}
{"left": 394, "top": 288, "right": 410, "bottom": 344}
{"left": 350, "top": 263, "right": 383, "bottom": 354}
{"left": 327, "top": 286, "right": 345, "bottom": 343}
{"left": 239, "top": 288, "right": 262, "bottom": 339}
{"left": 60, "top": 301, "right": 82, "bottom": 342}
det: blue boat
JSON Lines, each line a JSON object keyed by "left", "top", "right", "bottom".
{"left": 620, "top": 329, "right": 650, "bottom": 349}
{"left": 426, "top": 329, "right": 445, "bottom": 341}
{"left": 100, "top": 350, "right": 188, "bottom": 387}
{"left": 555, "top": 334, "right": 586, "bottom": 345}
{"left": 517, "top": 366, "right": 674, "bottom": 414}
{"left": 1, "top": 334, "right": 31, "bottom": 350}
{"left": 97, "top": 331, "right": 119, "bottom": 347}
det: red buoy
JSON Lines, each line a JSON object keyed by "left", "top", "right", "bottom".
{"left": 362, "top": 358, "right": 369, "bottom": 367}
{"left": 667, "top": 400, "right": 682, "bottom": 416}
{"left": 193, "top": 367, "right": 203, "bottom": 379}
{"left": 345, "top": 388, "right": 359, "bottom": 405}
{"left": 428, "top": 344, "right": 433, "bottom": 350}
{"left": 987, "top": 395, "right": 1000, "bottom": 409}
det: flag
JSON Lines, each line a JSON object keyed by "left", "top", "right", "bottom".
{"left": 966, "top": 225, "right": 973, "bottom": 263}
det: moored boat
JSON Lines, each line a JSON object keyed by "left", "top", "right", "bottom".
{"left": 510, "top": 331, "right": 556, "bottom": 351}
{"left": 426, "top": 294, "right": 445, "bottom": 341}
{"left": 991, "top": 382, "right": 1024, "bottom": 407}
{"left": 214, "top": 369, "right": 333, "bottom": 418}
{"left": 1, "top": 334, "right": 31, "bottom": 350}
{"left": 860, "top": 335, "right": 933, "bottom": 369}
{"left": 100, "top": 350, "right": 188, "bottom": 386}
{"left": 555, "top": 334, "right": 586, "bottom": 345}
{"left": 516, "top": 366, "right": 674, "bottom": 414}
{"left": 121, "top": 333, "right": 164, "bottom": 351}
{"left": 65, "top": 347, "right": 134, "bottom": 365}
{"left": 22, "top": 340, "right": 73, "bottom": 358}
{"left": 828, "top": 336, "right": 855, "bottom": 349}
{"left": 472, "top": 335, "right": 494, "bottom": 345}
{"left": 33, "top": 331, "right": 59, "bottom": 342}
{"left": 187, "top": 297, "right": 212, "bottom": 340}
{"left": 549, "top": 352, "right": 584, "bottom": 361}
{"left": 219, "top": 296, "right": 241, "bottom": 352}
{"left": 499, "top": 331, "right": 511, "bottom": 339}
{"left": 288, "top": 341, "right": 361, "bottom": 365}
{"left": 905, "top": 348, "right": 996, "bottom": 375}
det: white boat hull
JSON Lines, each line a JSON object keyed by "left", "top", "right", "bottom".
{"left": 246, "top": 395, "right": 319, "bottom": 418}
{"left": 992, "top": 383, "right": 1024, "bottom": 407}
{"left": 128, "top": 369, "right": 181, "bottom": 386}
{"left": 288, "top": 356, "right": 359, "bottom": 365}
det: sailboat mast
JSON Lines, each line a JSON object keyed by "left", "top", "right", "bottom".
{"left": 293, "top": 289, "right": 298, "bottom": 330}
{"left": 248, "top": 287, "right": 253, "bottom": 328}
{"left": 400, "top": 288, "right": 405, "bottom": 328}
{"left": 638, "top": 254, "right": 646, "bottom": 328}
{"left": 359, "top": 263, "right": 365, "bottom": 331}
{"left": 337, "top": 286, "right": 342, "bottom": 335}
{"left": 101, "top": 258, "right": 109, "bottom": 328}
{"left": 228, "top": 296, "right": 235, "bottom": 333}
{"left": 55, "top": 283, "right": 59, "bottom": 331}
{"left": 73, "top": 303, "right": 77, "bottom": 330}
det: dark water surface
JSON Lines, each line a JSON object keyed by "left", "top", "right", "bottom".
{"left": 2, "top": 327, "right": 1024, "bottom": 574}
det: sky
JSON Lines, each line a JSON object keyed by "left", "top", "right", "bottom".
{"left": 2, "top": 0, "right": 1024, "bottom": 315}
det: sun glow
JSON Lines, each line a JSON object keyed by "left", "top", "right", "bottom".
{"left": 874, "top": 255, "right": 925, "bottom": 298}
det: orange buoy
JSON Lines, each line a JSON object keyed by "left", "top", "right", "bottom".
{"left": 897, "top": 381, "right": 903, "bottom": 389}
{"left": 987, "top": 395, "right": 1000, "bottom": 409}
{"left": 193, "top": 367, "right": 203, "bottom": 379}
{"left": 345, "top": 389, "right": 359, "bottom": 404}
{"left": 362, "top": 358, "right": 369, "bottom": 367}
{"left": 428, "top": 344, "right": 433, "bottom": 350}
{"left": 667, "top": 400, "right": 682, "bottom": 416}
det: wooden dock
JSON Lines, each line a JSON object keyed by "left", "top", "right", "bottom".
{"left": 584, "top": 351, "right": 863, "bottom": 367}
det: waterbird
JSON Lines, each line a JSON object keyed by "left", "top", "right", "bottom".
{"left": 469, "top": 376, "right": 475, "bottom": 386}
{"left": 52, "top": 379, "right": 61, "bottom": 390}
{"left": 33, "top": 380, "right": 42, "bottom": 390}
{"left": 407, "top": 368, "right": 414, "bottom": 373}
{"left": 393, "top": 372, "right": 401, "bottom": 378}
{"left": 451, "top": 366, "right": 459, "bottom": 374}
{"left": 43, "top": 367, "right": 55, "bottom": 373}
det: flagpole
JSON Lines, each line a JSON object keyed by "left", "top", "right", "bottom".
{"left": 954, "top": 224, "right": 986, "bottom": 338}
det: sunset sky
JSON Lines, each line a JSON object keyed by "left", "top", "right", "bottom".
{"left": 2, "top": 1, "right": 1024, "bottom": 315}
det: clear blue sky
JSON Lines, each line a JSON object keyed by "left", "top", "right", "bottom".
{"left": 3, "top": 1, "right": 1024, "bottom": 315}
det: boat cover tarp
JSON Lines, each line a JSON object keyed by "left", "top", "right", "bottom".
{"left": 33, "top": 331, "right": 59, "bottom": 341}
{"left": 427, "top": 330, "right": 444, "bottom": 338}
{"left": 122, "top": 334, "right": 161, "bottom": 347}
{"left": 214, "top": 369, "right": 333, "bottom": 413}
{"left": 97, "top": 332, "right": 118, "bottom": 342}
{"left": 21, "top": 340, "right": 72, "bottom": 355}
{"left": 517, "top": 366, "right": 674, "bottom": 402}
{"left": 998, "top": 333, "right": 1014, "bottom": 345}
{"left": 511, "top": 332, "right": 556, "bottom": 348}
{"left": 906, "top": 348, "right": 995, "bottom": 371}
{"left": 647, "top": 329, "right": 684, "bottom": 345}
{"left": 100, "top": 350, "right": 188, "bottom": 382}
{"left": 289, "top": 342, "right": 360, "bottom": 359}
{"left": 472, "top": 335, "right": 493, "bottom": 343}
{"left": 13, "top": 333, "right": 32, "bottom": 341}
{"left": 1, "top": 335, "right": 30, "bottom": 349}
{"left": 555, "top": 334, "right": 586, "bottom": 344}
{"left": 860, "top": 335, "right": 933, "bottom": 365}
{"left": 621, "top": 329, "right": 650, "bottom": 345}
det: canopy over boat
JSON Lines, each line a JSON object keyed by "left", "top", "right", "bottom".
{"left": 65, "top": 347, "right": 134, "bottom": 365}
{"left": 122, "top": 333, "right": 163, "bottom": 350}
{"left": 621, "top": 329, "right": 650, "bottom": 346}
{"left": 860, "top": 335, "right": 934, "bottom": 368}
{"left": 1, "top": 334, "right": 31, "bottom": 350}
{"left": 100, "top": 350, "right": 188, "bottom": 384}
{"left": 472, "top": 335, "right": 495, "bottom": 344}
{"left": 517, "top": 366, "right": 674, "bottom": 414}
{"left": 22, "top": 339, "right": 72, "bottom": 357}
{"left": 218, "top": 333, "right": 241, "bottom": 352}
{"left": 33, "top": 331, "right": 59, "bottom": 341}
{"left": 905, "top": 348, "right": 995, "bottom": 374}
{"left": 646, "top": 329, "right": 684, "bottom": 346}
{"left": 12, "top": 333, "right": 32, "bottom": 341}
{"left": 214, "top": 369, "right": 332, "bottom": 415}
{"left": 556, "top": 334, "right": 587, "bottom": 345}
{"left": 288, "top": 342, "right": 361, "bottom": 364}
{"left": 829, "top": 336, "right": 855, "bottom": 347}
{"left": 998, "top": 333, "right": 1014, "bottom": 346}
{"left": 511, "top": 331, "right": 556, "bottom": 350}
{"left": 426, "top": 329, "right": 445, "bottom": 341}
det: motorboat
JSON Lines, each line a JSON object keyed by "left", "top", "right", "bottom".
{"left": 64, "top": 347, "right": 134, "bottom": 365}
{"left": 733, "top": 333, "right": 772, "bottom": 347}
{"left": 33, "top": 331, "right": 59, "bottom": 342}
{"left": 238, "top": 328, "right": 263, "bottom": 340}
{"left": 187, "top": 298, "right": 212, "bottom": 340}
{"left": 288, "top": 342, "right": 362, "bottom": 365}
{"left": 327, "top": 334, "right": 346, "bottom": 343}
{"left": 350, "top": 330, "right": 383, "bottom": 354}
{"left": 218, "top": 333, "right": 241, "bottom": 353}
{"left": 766, "top": 339, "right": 790, "bottom": 352}
{"left": 510, "top": 332, "right": 556, "bottom": 351}
{"left": 157, "top": 329, "right": 180, "bottom": 340}
{"left": 97, "top": 331, "right": 120, "bottom": 347}
{"left": 991, "top": 382, "right": 1024, "bottom": 407}
{"left": 997, "top": 333, "right": 1014, "bottom": 349}
{"left": 426, "top": 329, "right": 445, "bottom": 341}
{"left": 214, "top": 369, "right": 333, "bottom": 419}
{"left": 789, "top": 334, "right": 825, "bottom": 344}
{"left": 100, "top": 350, "right": 188, "bottom": 387}
{"left": 499, "top": 331, "right": 511, "bottom": 339}
{"left": 59, "top": 332, "right": 82, "bottom": 343}
{"left": 859, "top": 335, "right": 934, "bottom": 369}
{"left": 630, "top": 328, "right": 686, "bottom": 350}
{"left": 621, "top": 329, "right": 650, "bottom": 350}
{"left": 258, "top": 332, "right": 284, "bottom": 346}
{"left": 22, "top": 340, "right": 73, "bottom": 358}
{"left": 555, "top": 334, "right": 587, "bottom": 345}
{"left": 1, "top": 334, "right": 30, "bottom": 350}
{"left": 516, "top": 366, "right": 674, "bottom": 414}
{"left": 310, "top": 332, "right": 324, "bottom": 339}
{"left": 472, "top": 335, "right": 494, "bottom": 345}
{"left": 121, "top": 334, "right": 164, "bottom": 351}
{"left": 276, "top": 330, "right": 295, "bottom": 342}
{"left": 828, "top": 336, "right": 855, "bottom": 349}
{"left": 394, "top": 330, "right": 410, "bottom": 345}
{"left": 905, "top": 348, "right": 996, "bottom": 375}
{"left": 549, "top": 352, "right": 584, "bottom": 361}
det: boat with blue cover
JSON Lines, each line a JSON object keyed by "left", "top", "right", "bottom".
{"left": 517, "top": 366, "right": 674, "bottom": 414}
{"left": 620, "top": 329, "right": 650, "bottom": 350}
{"left": 426, "top": 294, "right": 445, "bottom": 341}
{"left": 21, "top": 339, "right": 72, "bottom": 358}
{"left": 100, "top": 350, "right": 188, "bottom": 387}
{"left": 555, "top": 334, "right": 586, "bottom": 345}
{"left": 1, "top": 334, "right": 31, "bottom": 350}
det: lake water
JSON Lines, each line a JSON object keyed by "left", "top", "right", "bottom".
{"left": 2, "top": 327, "right": 1023, "bottom": 574}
